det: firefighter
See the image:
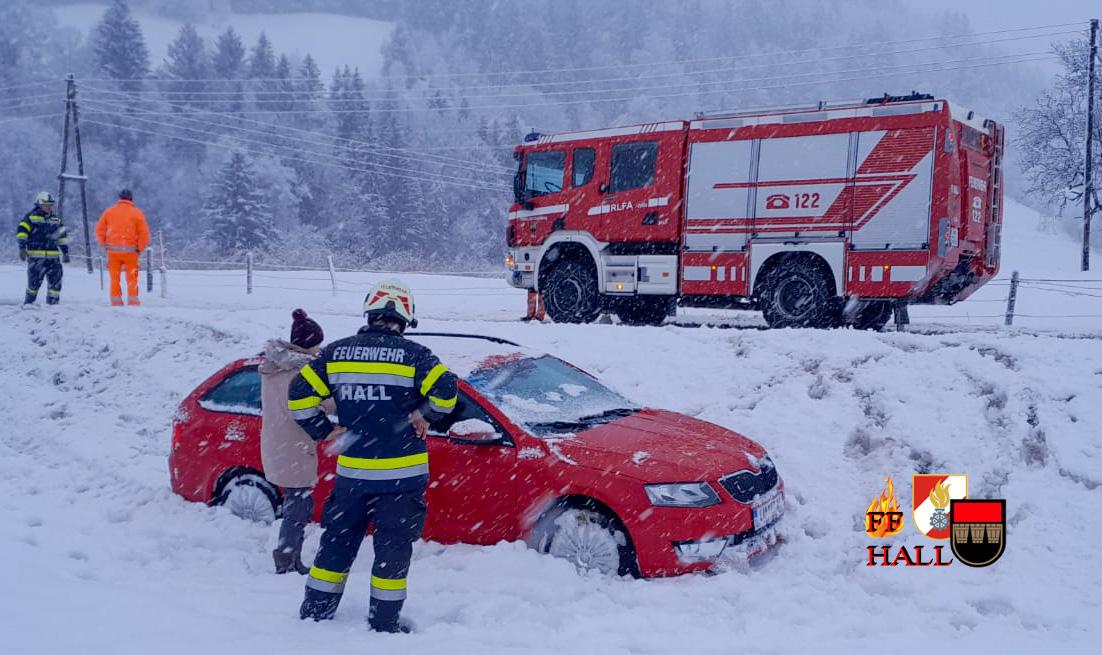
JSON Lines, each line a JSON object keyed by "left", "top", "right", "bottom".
{"left": 289, "top": 279, "right": 457, "bottom": 633}
{"left": 17, "top": 191, "right": 70, "bottom": 306}
{"left": 94, "top": 189, "right": 150, "bottom": 306}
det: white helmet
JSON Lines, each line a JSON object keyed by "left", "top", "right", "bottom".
{"left": 35, "top": 190, "right": 56, "bottom": 205}
{"left": 363, "top": 279, "right": 417, "bottom": 329}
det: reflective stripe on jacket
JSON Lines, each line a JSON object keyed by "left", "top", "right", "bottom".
{"left": 17, "top": 209, "right": 69, "bottom": 255}
{"left": 287, "top": 325, "right": 458, "bottom": 492}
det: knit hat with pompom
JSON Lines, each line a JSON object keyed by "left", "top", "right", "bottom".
{"left": 290, "top": 309, "right": 324, "bottom": 349}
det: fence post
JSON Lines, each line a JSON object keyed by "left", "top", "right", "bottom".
{"left": 158, "top": 231, "right": 166, "bottom": 270}
{"left": 145, "top": 249, "right": 153, "bottom": 293}
{"left": 97, "top": 255, "right": 104, "bottom": 290}
{"left": 327, "top": 255, "right": 338, "bottom": 297}
{"left": 246, "top": 251, "right": 253, "bottom": 295}
{"left": 1004, "top": 270, "right": 1020, "bottom": 326}
{"left": 159, "top": 266, "right": 167, "bottom": 299}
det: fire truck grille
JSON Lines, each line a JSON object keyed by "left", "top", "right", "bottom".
{"left": 719, "top": 462, "right": 779, "bottom": 503}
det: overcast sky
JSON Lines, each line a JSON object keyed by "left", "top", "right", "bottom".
{"left": 915, "top": 0, "right": 1096, "bottom": 31}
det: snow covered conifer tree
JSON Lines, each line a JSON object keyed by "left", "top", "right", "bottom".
{"left": 93, "top": 0, "right": 150, "bottom": 91}
{"left": 92, "top": 0, "right": 151, "bottom": 173}
{"left": 162, "top": 24, "right": 209, "bottom": 110}
{"left": 212, "top": 27, "right": 246, "bottom": 115}
{"left": 203, "top": 152, "right": 276, "bottom": 256}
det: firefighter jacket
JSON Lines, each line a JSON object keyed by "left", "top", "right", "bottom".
{"left": 16, "top": 208, "right": 69, "bottom": 258}
{"left": 95, "top": 199, "right": 150, "bottom": 253}
{"left": 288, "top": 325, "right": 459, "bottom": 493}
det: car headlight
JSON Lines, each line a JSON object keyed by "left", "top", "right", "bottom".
{"left": 644, "top": 482, "right": 721, "bottom": 508}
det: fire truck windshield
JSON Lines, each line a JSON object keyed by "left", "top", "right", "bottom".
{"left": 524, "top": 151, "right": 565, "bottom": 198}
{"left": 466, "top": 355, "right": 639, "bottom": 436}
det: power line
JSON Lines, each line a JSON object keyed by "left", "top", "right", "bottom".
{"left": 83, "top": 98, "right": 511, "bottom": 177}
{"left": 99, "top": 29, "right": 1082, "bottom": 99}
{"left": 80, "top": 117, "right": 508, "bottom": 192}
{"left": 0, "top": 111, "right": 65, "bottom": 126}
{"left": 84, "top": 106, "right": 506, "bottom": 186}
{"left": 83, "top": 86, "right": 514, "bottom": 173}
{"left": 79, "top": 20, "right": 1085, "bottom": 83}
{"left": 88, "top": 53, "right": 1057, "bottom": 115}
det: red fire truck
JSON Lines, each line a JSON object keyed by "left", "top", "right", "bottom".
{"left": 506, "top": 93, "right": 1004, "bottom": 329}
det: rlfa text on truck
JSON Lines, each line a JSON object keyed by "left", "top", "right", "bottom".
{"left": 506, "top": 93, "right": 1004, "bottom": 329}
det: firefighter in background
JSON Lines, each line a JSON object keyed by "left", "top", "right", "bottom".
{"left": 289, "top": 279, "right": 458, "bottom": 633}
{"left": 95, "top": 189, "right": 150, "bottom": 306}
{"left": 17, "top": 191, "right": 70, "bottom": 306}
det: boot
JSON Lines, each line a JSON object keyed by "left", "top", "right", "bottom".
{"left": 273, "top": 547, "right": 310, "bottom": 575}
{"left": 300, "top": 590, "right": 341, "bottom": 621}
{"left": 369, "top": 618, "right": 413, "bottom": 634}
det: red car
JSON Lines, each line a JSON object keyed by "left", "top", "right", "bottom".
{"left": 170, "top": 333, "right": 784, "bottom": 577}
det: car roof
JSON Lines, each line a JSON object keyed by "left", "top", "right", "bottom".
{"left": 403, "top": 332, "right": 545, "bottom": 378}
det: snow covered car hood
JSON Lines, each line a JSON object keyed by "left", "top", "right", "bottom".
{"left": 544, "top": 409, "right": 769, "bottom": 482}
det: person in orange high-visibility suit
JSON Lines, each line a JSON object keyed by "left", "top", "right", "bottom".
{"left": 95, "top": 189, "right": 151, "bottom": 306}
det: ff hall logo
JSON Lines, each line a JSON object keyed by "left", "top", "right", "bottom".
{"left": 950, "top": 499, "right": 1007, "bottom": 567}
{"left": 865, "top": 476, "right": 951, "bottom": 566}
{"left": 913, "top": 474, "right": 967, "bottom": 539}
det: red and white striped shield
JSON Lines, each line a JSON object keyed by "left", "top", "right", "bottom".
{"left": 912, "top": 474, "right": 967, "bottom": 540}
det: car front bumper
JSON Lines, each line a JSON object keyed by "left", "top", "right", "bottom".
{"left": 626, "top": 488, "right": 784, "bottom": 577}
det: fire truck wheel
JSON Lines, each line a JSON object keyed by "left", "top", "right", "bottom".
{"left": 850, "top": 300, "right": 893, "bottom": 331}
{"left": 542, "top": 259, "right": 603, "bottom": 323}
{"left": 760, "top": 264, "right": 838, "bottom": 329}
{"left": 615, "top": 297, "right": 673, "bottom": 326}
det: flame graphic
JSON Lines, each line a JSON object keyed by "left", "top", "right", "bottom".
{"left": 865, "top": 476, "right": 904, "bottom": 537}
{"left": 929, "top": 480, "right": 951, "bottom": 509}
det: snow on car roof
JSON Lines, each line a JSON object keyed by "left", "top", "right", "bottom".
{"left": 405, "top": 333, "right": 546, "bottom": 379}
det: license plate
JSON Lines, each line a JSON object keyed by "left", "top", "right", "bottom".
{"left": 752, "top": 491, "right": 784, "bottom": 530}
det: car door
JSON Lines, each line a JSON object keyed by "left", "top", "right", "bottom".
{"left": 424, "top": 388, "right": 517, "bottom": 545}
{"left": 195, "top": 365, "right": 264, "bottom": 472}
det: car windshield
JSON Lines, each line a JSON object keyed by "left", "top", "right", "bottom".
{"left": 465, "top": 355, "right": 638, "bottom": 437}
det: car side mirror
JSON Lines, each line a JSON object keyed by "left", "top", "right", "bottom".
{"left": 446, "top": 419, "right": 505, "bottom": 446}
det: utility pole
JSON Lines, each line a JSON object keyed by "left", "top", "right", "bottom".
{"left": 57, "top": 74, "right": 93, "bottom": 274}
{"left": 1084, "top": 19, "right": 1099, "bottom": 271}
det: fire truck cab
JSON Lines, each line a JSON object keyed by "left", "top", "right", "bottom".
{"left": 506, "top": 93, "right": 1004, "bottom": 329}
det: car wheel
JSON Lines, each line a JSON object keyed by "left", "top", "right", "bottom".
{"left": 850, "top": 300, "right": 893, "bottom": 331}
{"left": 217, "top": 472, "right": 279, "bottom": 524}
{"left": 542, "top": 259, "right": 603, "bottom": 324}
{"left": 531, "top": 506, "right": 639, "bottom": 577}
{"left": 615, "top": 297, "right": 673, "bottom": 326}
{"left": 760, "top": 263, "right": 839, "bottom": 329}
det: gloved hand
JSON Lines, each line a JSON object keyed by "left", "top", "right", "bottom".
{"left": 18, "top": 249, "right": 27, "bottom": 262}
{"left": 62, "top": 252, "right": 71, "bottom": 264}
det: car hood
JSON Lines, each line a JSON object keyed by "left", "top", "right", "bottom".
{"left": 544, "top": 409, "right": 769, "bottom": 482}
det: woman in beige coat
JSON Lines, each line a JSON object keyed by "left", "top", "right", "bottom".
{"left": 260, "top": 309, "right": 337, "bottom": 574}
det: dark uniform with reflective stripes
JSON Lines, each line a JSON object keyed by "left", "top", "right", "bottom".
{"left": 17, "top": 208, "right": 69, "bottom": 305}
{"left": 289, "top": 324, "right": 458, "bottom": 631}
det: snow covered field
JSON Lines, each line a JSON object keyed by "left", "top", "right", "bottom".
{"left": 3, "top": 201, "right": 1101, "bottom": 653}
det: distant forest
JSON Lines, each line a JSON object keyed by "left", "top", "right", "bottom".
{"left": 2, "top": 1, "right": 1061, "bottom": 268}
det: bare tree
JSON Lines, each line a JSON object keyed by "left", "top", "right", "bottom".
{"left": 1016, "top": 39, "right": 1101, "bottom": 215}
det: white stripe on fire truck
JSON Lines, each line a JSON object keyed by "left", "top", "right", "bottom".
{"left": 508, "top": 204, "right": 569, "bottom": 219}
{"left": 531, "top": 122, "right": 683, "bottom": 145}
{"left": 587, "top": 197, "right": 669, "bottom": 216}
{"left": 889, "top": 265, "right": 927, "bottom": 282}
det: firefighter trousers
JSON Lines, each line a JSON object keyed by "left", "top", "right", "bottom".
{"left": 300, "top": 477, "right": 426, "bottom": 631}
{"left": 107, "top": 251, "right": 140, "bottom": 306}
{"left": 25, "top": 257, "right": 62, "bottom": 305}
